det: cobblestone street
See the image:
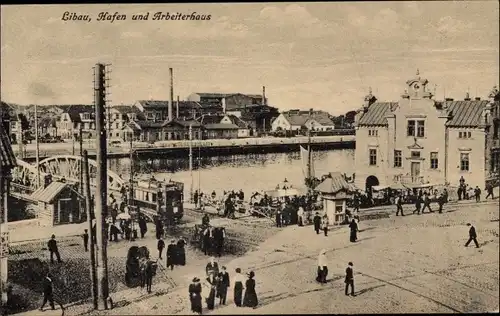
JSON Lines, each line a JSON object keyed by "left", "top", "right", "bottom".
{"left": 55, "top": 201, "right": 500, "bottom": 315}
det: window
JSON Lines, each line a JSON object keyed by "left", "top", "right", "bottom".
{"left": 368, "top": 129, "right": 378, "bottom": 137}
{"left": 430, "top": 152, "right": 438, "bottom": 169}
{"left": 83, "top": 113, "right": 90, "bottom": 120}
{"left": 407, "top": 120, "right": 415, "bottom": 137}
{"left": 458, "top": 131, "right": 472, "bottom": 139}
{"left": 394, "top": 150, "right": 402, "bottom": 168}
{"left": 416, "top": 120, "right": 425, "bottom": 137}
{"left": 460, "top": 153, "right": 470, "bottom": 171}
{"left": 411, "top": 151, "right": 421, "bottom": 159}
{"left": 369, "top": 149, "right": 377, "bottom": 166}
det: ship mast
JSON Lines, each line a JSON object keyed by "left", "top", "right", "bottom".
{"left": 307, "top": 109, "right": 312, "bottom": 187}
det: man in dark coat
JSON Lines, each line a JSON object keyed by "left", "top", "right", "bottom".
{"left": 217, "top": 266, "right": 230, "bottom": 305}
{"left": 202, "top": 213, "right": 210, "bottom": 227}
{"left": 145, "top": 259, "right": 156, "bottom": 293}
{"left": 194, "top": 190, "right": 199, "bottom": 208}
{"left": 206, "top": 257, "right": 219, "bottom": 277}
{"left": 138, "top": 216, "right": 147, "bottom": 238}
{"left": 313, "top": 212, "right": 322, "bottom": 234}
{"left": 474, "top": 186, "right": 481, "bottom": 203}
{"left": 48, "top": 235, "right": 62, "bottom": 263}
{"left": 39, "top": 273, "right": 56, "bottom": 311}
{"left": 157, "top": 238, "right": 165, "bottom": 260}
{"left": 155, "top": 218, "right": 164, "bottom": 240}
{"left": 214, "top": 228, "right": 226, "bottom": 257}
{"left": 176, "top": 238, "right": 187, "bottom": 266}
{"left": 166, "top": 239, "right": 177, "bottom": 270}
{"left": 421, "top": 192, "right": 433, "bottom": 213}
{"left": 275, "top": 210, "right": 282, "bottom": 228}
{"left": 438, "top": 193, "right": 445, "bottom": 214}
{"left": 395, "top": 194, "right": 404, "bottom": 216}
{"left": 82, "top": 229, "right": 89, "bottom": 252}
{"left": 465, "top": 223, "right": 480, "bottom": 248}
{"left": 413, "top": 195, "right": 422, "bottom": 215}
{"left": 345, "top": 262, "right": 355, "bottom": 296}
{"left": 485, "top": 183, "right": 494, "bottom": 199}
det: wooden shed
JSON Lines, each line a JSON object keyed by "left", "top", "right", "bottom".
{"left": 31, "top": 181, "right": 80, "bottom": 226}
{"left": 315, "top": 172, "right": 356, "bottom": 225}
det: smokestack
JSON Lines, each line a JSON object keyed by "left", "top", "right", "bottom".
{"left": 176, "top": 95, "right": 180, "bottom": 119}
{"left": 262, "top": 86, "right": 266, "bottom": 105}
{"left": 169, "top": 68, "right": 174, "bottom": 121}
{"left": 222, "top": 97, "right": 226, "bottom": 113}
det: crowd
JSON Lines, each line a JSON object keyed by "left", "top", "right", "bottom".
{"left": 188, "top": 257, "right": 259, "bottom": 314}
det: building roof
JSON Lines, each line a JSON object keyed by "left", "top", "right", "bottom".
{"left": 226, "top": 115, "right": 250, "bottom": 129}
{"left": 358, "top": 100, "right": 493, "bottom": 128}
{"left": 0, "top": 121, "right": 17, "bottom": 169}
{"left": 194, "top": 92, "right": 263, "bottom": 99}
{"left": 136, "top": 121, "right": 164, "bottom": 129}
{"left": 57, "top": 105, "right": 94, "bottom": 123}
{"left": 39, "top": 116, "right": 58, "bottom": 128}
{"left": 315, "top": 172, "right": 356, "bottom": 194}
{"left": 31, "top": 181, "right": 68, "bottom": 203}
{"left": 204, "top": 123, "right": 239, "bottom": 130}
{"left": 196, "top": 114, "right": 224, "bottom": 125}
{"left": 444, "top": 100, "right": 492, "bottom": 127}
{"left": 112, "top": 105, "right": 142, "bottom": 114}
{"left": 162, "top": 119, "right": 201, "bottom": 128}
{"left": 136, "top": 100, "right": 169, "bottom": 109}
{"left": 281, "top": 110, "right": 335, "bottom": 127}
{"left": 357, "top": 102, "right": 396, "bottom": 126}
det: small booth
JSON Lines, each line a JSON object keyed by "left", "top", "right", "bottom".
{"left": 31, "top": 181, "right": 80, "bottom": 226}
{"left": 315, "top": 173, "right": 356, "bottom": 226}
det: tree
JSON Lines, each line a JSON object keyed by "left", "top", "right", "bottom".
{"left": 344, "top": 111, "right": 357, "bottom": 126}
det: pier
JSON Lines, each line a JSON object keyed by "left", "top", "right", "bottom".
{"left": 19, "top": 135, "right": 355, "bottom": 161}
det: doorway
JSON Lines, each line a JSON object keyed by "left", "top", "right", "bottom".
{"left": 411, "top": 162, "right": 421, "bottom": 183}
{"left": 365, "top": 175, "right": 379, "bottom": 195}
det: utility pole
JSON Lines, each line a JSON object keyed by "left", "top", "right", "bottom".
{"left": 83, "top": 150, "right": 98, "bottom": 309}
{"left": 189, "top": 124, "right": 193, "bottom": 202}
{"left": 79, "top": 126, "right": 84, "bottom": 221}
{"left": 128, "top": 132, "right": 134, "bottom": 206}
{"left": 93, "top": 63, "right": 110, "bottom": 310}
{"left": 34, "top": 104, "right": 40, "bottom": 188}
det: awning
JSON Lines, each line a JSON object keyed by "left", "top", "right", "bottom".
{"left": 389, "top": 183, "right": 407, "bottom": 190}
{"left": 372, "top": 185, "right": 389, "bottom": 191}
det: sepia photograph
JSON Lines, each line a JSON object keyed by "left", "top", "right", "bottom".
{"left": 0, "top": 2, "right": 499, "bottom": 315}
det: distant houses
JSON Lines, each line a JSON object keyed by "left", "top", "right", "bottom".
{"left": 1, "top": 88, "right": 346, "bottom": 142}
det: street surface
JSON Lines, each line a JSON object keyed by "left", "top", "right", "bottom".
{"left": 52, "top": 200, "right": 500, "bottom": 315}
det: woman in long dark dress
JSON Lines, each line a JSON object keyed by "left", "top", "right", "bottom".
{"left": 205, "top": 272, "right": 217, "bottom": 310}
{"left": 233, "top": 268, "right": 244, "bottom": 307}
{"left": 243, "top": 271, "right": 258, "bottom": 308}
{"left": 176, "top": 238, "right": 186, "bottom": 266}
{"left": 189, "top": 277, "right": 203, "bottom": 314}
{"left": 349, "top": 219, "right": 358, "bottom": 242}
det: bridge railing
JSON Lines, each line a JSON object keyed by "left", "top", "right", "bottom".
{"left": 10, "top": 182, "right": 35, "bottom": 195}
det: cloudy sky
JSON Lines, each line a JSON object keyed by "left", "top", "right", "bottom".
{"left": 1, "top": 2, "right": 498, "bottom": 115}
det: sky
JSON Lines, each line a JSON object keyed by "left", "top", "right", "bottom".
{"left": 1, "top": 2, "right": 499, "bottom": 115}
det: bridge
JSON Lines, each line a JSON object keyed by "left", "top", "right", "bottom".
{"left": 10, "top": 155, "right": 127, "bottom": 204}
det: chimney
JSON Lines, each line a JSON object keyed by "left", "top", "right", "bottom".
{"left": 222, "top": 97, "right": 226, "bottom": 113}
{"left": 445, "top": 98, "right": 454, "bottom": 101}
{"left": 262, "top": 86, "right": 266, "bottom": 105}
{"left": 176, "top": 95, "right": 180, "bottom": 119}
{"left": 464, "top": 92, "right": 471, "bottom": 101}
{"left": 168, "top": 68, "right": 174, "bottom": 121}
{"left": 475, "top": 97, "right": 481, "bottom": 101}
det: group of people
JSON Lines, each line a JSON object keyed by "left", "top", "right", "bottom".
{"left": 157, "top": 237, "right": 187, "bottom": 268}
{"left": 189, "top": 257, "right": 259, "bottom": 314}
{"left": 316, "top": 250, "right": 356, "bottom": 296}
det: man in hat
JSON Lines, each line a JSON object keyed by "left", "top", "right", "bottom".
{"left": 189, "top": 277, "right": 203, "bottom": 314}
{"left": 275, "top": 209, "right": 283, "bottom": 228}
{"left": 47, "top": 234, "right": 62, "bottom": 263}
{"left": 157, "top": 238, "right": 165, "bottom": 260}
{"left": 345, "top": 262, "right": 355, "bottom": 296}
{"left": 39, "top": 272, "right": 55, "bottom": 311}
{"left": 82, "top": 229, "right": 89, "bottom": 252}
{"left": 465, "top": 223, "right": 480, "bottom": 248}
{"left": 217, "top": 266, "right": 230, "bottom": 305}
{"left": 313, "top": 212, "right": 322, "bottom": 234}
{"left": 206, "top": 257, "right": 219, "bottom": 277}
{"left": 166, "top": 239, "right": 177, "bottom": 270}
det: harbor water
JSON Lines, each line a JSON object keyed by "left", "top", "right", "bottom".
{"left": 108, "top": 149, "right": 355, "bottom": 197}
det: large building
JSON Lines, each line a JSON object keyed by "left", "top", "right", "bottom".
{"left": 353, "top": 70, "right": 499, "bottom": 192}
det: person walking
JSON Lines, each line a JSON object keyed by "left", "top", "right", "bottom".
{"left": 204, "top": 272, "right": 218, "bottom": 310}
{"left": 485, "top": 183, "right": 494, "bottom": 199}
{"left": 82, "top": 229, "right": 89, "bottom": 252}
{"left": 39, "top": 273, "right": 56, "bottom": 311}
{"left": 345, "top": 262, "right": 355, "bottom": 296}
{"left": 145, "top": 259, "right": 156, "bottom": 294}
{"left": 413, "top": 194, "right": 422, "bottom": 215}
{"left": 275, "top": 210, "right": 283, "bottom": 228}
{"left": 421, "top": 192, "right": 433, "bottom": 213}
{"left": 349, "top": 219, "right": 359, "bottom": 243}
{"left": 313, "top": 212, "right": 322, "bottom": 234}
{"left": 189, "top": 277, "right": 203, "bottom": 315}
{"left": 474, "top": 186, "right": 481, "bottom": 203}
{"left": 48, "top": 235, "right": 62, "bottom": 263}
{"left": 233, "top": 268, "right": 245, "bottom": 307}
{"left": 321, "top": 215, "right": 329, "bottom": 236}
{"left": 138, "top": 216, "right": 147, "bottom": 238}
{"left": 243, "top": 271, "right": 258, "bottom": 309}
{"left": 465, "top": 223, "right": 480, "bottom": 248}
{"left": 395, "top": 194, "right": 405, "bottom": 216}
{"left": 176, "top": 237, "right": 187, "bottom": 266}
{"left": 297, "top": 206, "right": 305, "bottom": 227}
{"left": 438, "top": 192, "right": 445, "bottom": 214}
{"left": 205, "top": 256, "right": 219, "bottom": 277}
{"left": 316, "top": 249, "right": 328, "bottom": 284}
{"left": 166, "top": 239, "right": 177, "bottom": 270}
{"left": 157, "top": 238, "right": 165, "bottom": 260}
{"left": 217, "top": 266, "right": 230, "bottom": 305}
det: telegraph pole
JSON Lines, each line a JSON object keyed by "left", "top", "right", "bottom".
{"left": 93, "top": 63, "right": 110, "bottom": 310}
{"left": 189, "top": 124, "right": 193, "bottom": 202}
{"left": 83, "top": 150, "right": 98, "bottom": 309}
{"left": 34, "top": 104, "right": 40, "bottom": 188}
{"left": 128, "top": 132, "right": 134, "bottom": 206}
{"left": 79, "top": 126, "right": 84, "bottom": 221}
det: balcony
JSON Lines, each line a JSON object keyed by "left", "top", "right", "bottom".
{"left": 393, "top": 174, "right": 425, "bottom": 186}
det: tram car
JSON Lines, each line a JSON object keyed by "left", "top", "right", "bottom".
{"left": 132, "top": 177, "right": 184, "bottom": 223}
